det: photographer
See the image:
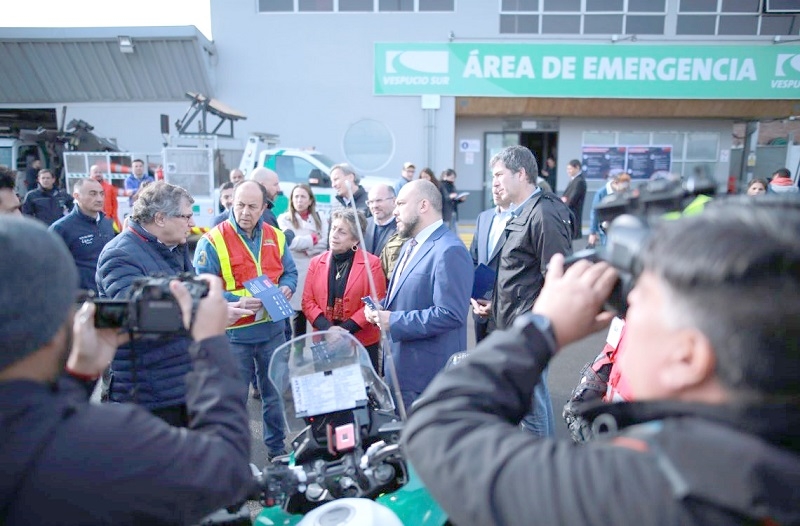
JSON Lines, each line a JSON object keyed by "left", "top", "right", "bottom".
{"left": 0, "top": 216, "right": 253, "bottom": 525}
{"left": 96, "top": 181, "right": 198, "bottom": 425}
{"left": 404, "top": 201, "right": 800, "bottom": 525}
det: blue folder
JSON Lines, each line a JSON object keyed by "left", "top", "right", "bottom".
{"left": 471, "top": 263, "right": 496, "bottom": 300}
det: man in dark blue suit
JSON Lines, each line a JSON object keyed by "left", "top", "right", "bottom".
{"left": 365, "top": 180, "right": 473, "bottom": 410}
{"left": 469, "top": 189, "right": 511, "bottom": 343}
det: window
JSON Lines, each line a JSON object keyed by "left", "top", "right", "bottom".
{"left": 628, "top": 0, "right": 665, "bottom": 12}
{"left": 379, "top": 0, "right": 413, "bottom": 10}
{"left": 584, "top": 14, "right": 623, "bottom": 33}
{"left": 626, "top": 15, "right": 665, "bottom": 34}
{"left": 298, "top": 0, "right": 333, "bottom": 11}
{"left": 679, "top": 0, "right": 718, "bottom": 12}
{"left": 541, "top": 14, "right": 581, "bottom": 33}
{"left": 586, "top": 0, "right": 623, "bottom": 11}
{"left": 339, "top": 0, "right": 373, "bottom": 10}
{"left": 718, "top": 15, "right": 759, "bottom": 34}
{"left": 500, "top": 0, "right": 666, "bottom": 35}
{"left": 677, "top": 15, "right": 717, "bottom": 34}
{"left": 760, "top": 14, "right": 800, "bottom": 35}
{"left": 543, "top": 0, "right": 580, "bottom": 10}
{"left": 259, "top": 0, "right": 294, "bottom": 11}
{"left": 721, "top": 0, "right": 761, "bottom": 12}
{"left": 581, "top": 131, "right": 721, "bottom": 179}
{"left": 419, "top": 0, "right": 454, "bottom": 10}
{"left": 257, "top": 0, "right": 454, "bottom": 12}
{"left": 502, "top": 0, "right": 538, "bottom": 10}
{"left": 500, "top": 14, "right": 538, "bottom": 33}
{"left": 343, "top": 119, "right": 393, "bottom": 173}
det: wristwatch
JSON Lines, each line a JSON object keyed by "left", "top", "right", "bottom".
{"left": 513, "top": 312, "right": 558, "bottom": 354}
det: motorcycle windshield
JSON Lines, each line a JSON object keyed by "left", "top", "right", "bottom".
{"left": 268, "top": 331, "right": 395, "bottom": 435}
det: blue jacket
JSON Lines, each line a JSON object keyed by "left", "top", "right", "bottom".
{"left": 194, "top": 216, "right": 298, "bottom": 344}
{"left": 384, "top": 224, "right": 473, "bottom": 397}
{"left": 49, "top": 207, "right": 115, "bottom": 292}
{"left": 96, "top": 221, "right": 195, "bottom": 409}
{"left": 21, "top": 186, "right": 73, "bottom": 226}
{"left": 588, "top": 183, "right": 611, "bottom": 236}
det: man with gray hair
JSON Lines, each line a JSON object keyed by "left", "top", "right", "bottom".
{"left": 331, "top": 163, "right": 370, "bottom": 218}
{"left": 96, "top": 181, "right": 198, "bottom": 426}
{"left": 490, "top": 145, "right": 573, "bottom": 437}
{"left": 365, "top": 180, "right": 472, "bottom": 408}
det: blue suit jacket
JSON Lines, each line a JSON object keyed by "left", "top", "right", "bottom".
{"left": 384, "top": 224, "right": 473, "bottom": 394}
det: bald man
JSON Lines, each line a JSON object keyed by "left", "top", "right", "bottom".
{"left": 365, "top": 180, "right": 473, "bottom": 409}
{"left": 193, "top": 180, "right": 298, "bottom": 460}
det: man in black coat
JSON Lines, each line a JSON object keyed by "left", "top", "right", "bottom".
{"left": 21, "top": 169, "right": 73, "bottom": 226}
{"left": 489, "top": 145, "right": 573, "bottom": 437}
{"left": 405, "top": 197, "right": 800, "bottom": 526}
{"left": 561, "top": 159, "right": 587, "bottom": 239}
{"left": 0, "top": 216, "right": 253, "bottom": 525}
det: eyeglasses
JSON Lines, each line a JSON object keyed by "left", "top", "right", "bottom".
{"left": 366, "top": 197, "right": 395, "bottom": 206}
{"left": 172, "top": 213, "right": 194, "bottom": 221}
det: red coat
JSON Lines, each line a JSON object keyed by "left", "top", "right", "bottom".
{"left": 302, "top": 249, "right": 386, "bottom": 347}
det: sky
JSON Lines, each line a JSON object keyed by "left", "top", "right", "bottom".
{"left": 2, "top": 0, "right": 213, "bottom": 39}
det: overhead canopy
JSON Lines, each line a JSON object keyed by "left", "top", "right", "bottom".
{"left": 0, "top": 26, "right": 215, "bottom": 104}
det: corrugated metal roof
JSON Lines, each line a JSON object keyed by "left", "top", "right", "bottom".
{"left": 0, "top": 26, "right": 214, "bottom": 103}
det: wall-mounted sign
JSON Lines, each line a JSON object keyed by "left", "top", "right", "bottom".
{"left": 581, "top": 145, "right": 673, "bottom": 180}
{"left": 582, "top": 146, "right": 627, "bottom": 180}
{"left": 375, "top": 43, "right": 800, "bottom": 99}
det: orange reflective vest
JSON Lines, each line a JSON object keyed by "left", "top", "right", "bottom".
{"left": 204, "top": 220, "right": 286, "bottom": 329}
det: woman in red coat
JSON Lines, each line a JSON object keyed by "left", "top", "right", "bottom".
{"left": 302, "top": 208, "right": 387, "bottom": 370}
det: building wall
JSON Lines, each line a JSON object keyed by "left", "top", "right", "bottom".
{"left": 209, "top": 1, "right": 506, "bottom": 179}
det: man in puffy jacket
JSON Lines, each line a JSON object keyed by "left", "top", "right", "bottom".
{"left": 0, "top": 215, "right": 253, "bottom": 525}
{"left": 404, "top": 197, "right": 800, "bottom": 526}
{"left": 96, "top": 181, "right": 197, "bottom": 426}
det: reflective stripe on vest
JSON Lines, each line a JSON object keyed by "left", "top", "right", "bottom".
{"left": 205, "top": 220, "right": 286, "bottom": 329}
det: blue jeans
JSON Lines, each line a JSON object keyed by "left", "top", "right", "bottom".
{"left": 229, "top": 334, "right": 286, "bottom": 453}
{"left": 520, "top": 366, "right": 555, "bottom": 438}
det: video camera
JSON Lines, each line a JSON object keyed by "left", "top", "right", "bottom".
{"left": 563, "top": 173, "right": 716, "bottom": 316}
{"left": 92, "top": 273, "right": 209, "bottom": 334}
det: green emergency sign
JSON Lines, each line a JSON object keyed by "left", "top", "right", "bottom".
{"left": 374, "top": 42, "right": 800, "bottom": 99}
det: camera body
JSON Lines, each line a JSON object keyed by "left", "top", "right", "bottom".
{"left": 563, "top": 174, "right": 716, "bottom": 316}
{"left": 94, "top": 273, "right": 209, "bottom": 333}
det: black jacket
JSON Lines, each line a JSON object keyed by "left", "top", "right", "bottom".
{"left": 491, "top": 191, "right": 572, "bottom": 330}
{"left": 0, "top": 335, "right": 253, "bottom": 525}
{"left": 562, "top": 173, "right": 587, "bottom": 239}
{"left": 404, "top": 322, "right": 800, "bottom": 526}
{"left": 335, "top": 185, "right": 371, "bottom": 218}
{"left": 21, "top": 186, "right": 74, "bottom": 226}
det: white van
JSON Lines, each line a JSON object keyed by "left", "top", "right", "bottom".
{"left": 257, "top": 148, "right": 394, "bottom": 215}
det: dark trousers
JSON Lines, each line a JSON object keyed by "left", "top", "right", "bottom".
{"left": 292, "top": 310, "right": 307, "bottom": 338}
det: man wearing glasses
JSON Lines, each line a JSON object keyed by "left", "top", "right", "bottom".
{"left": 364, "top": 184, "right": 397, "bottom": 256}
{"left": 96, "top": 181, "right": 199, "bottom": 426}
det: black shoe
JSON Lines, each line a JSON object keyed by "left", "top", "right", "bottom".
{"left": 252, "top": 388, "right": 261, "bottom": 400}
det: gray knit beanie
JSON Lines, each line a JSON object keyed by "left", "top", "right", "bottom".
{"left": 0, "top": 215, "right": 78, "bottom": 370}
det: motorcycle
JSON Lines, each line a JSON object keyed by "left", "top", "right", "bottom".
{"left": 253, "top": 330, "right": 449, "bottom": 525}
